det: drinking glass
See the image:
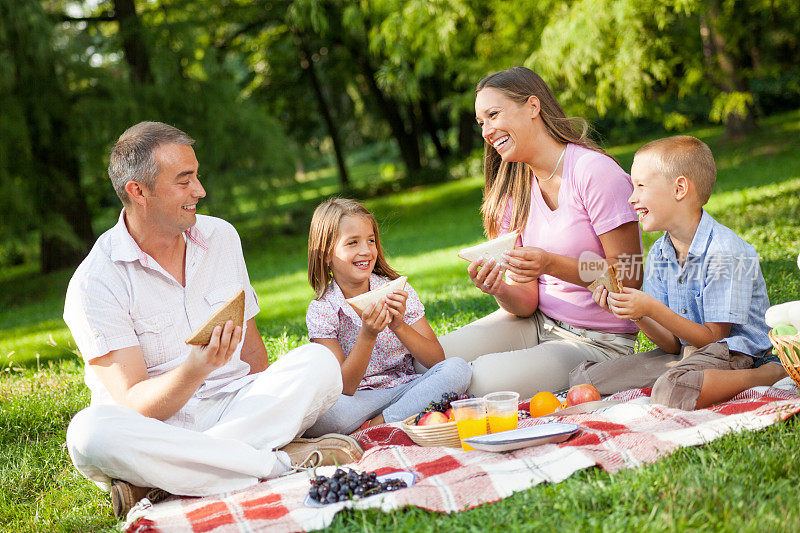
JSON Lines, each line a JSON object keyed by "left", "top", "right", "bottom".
{"left": 451, "top": 397, "right": 488, "bottom": 451}
{"left": 484, "top": 391, "right": 519, "bottom": 434}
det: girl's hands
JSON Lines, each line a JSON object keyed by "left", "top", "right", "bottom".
{"left": 502, "top": 247, "right": 550, "bottom": 284}
{"left": 606, "top": 287, "right": 655, "bottom": 321}
{"left": 385, "top": 290, "right": 408, "bottom": 331}
{"left": 360, "top": 300, "right": 392, "bottom": 336}
{"left": 467, "top": 257, "right": 505, "bottom": 295}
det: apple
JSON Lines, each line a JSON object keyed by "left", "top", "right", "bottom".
{"left": 417, "top": 411, "right": 450, "bottom": 426}
{"left": 444, "top": 408, "right": 454, "bottom": 421}
{"left": 566, "top": 384, "right": 601, "bottom": 406}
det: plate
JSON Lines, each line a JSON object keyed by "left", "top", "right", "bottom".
{"left": 540, "top": 399, "right": 622, "bottom": 417}
{"left": 463, "top": 422, "right": 580, "bottom": 452}
{"left": 303, "top": 470, "right": 416, "bottom": 508}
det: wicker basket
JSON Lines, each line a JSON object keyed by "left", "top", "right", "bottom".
{"left": 401, "top": 415, "right": 461, "bottom": 448}
{"left": 769, "top": 329, "right": 800, "bottom": 388}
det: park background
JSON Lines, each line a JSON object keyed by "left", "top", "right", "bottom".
{"left": 1, "top": 0, "right": 800, "bottom": 530}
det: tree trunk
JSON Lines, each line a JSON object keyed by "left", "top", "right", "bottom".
{"left": 418, "top": 98, "right": 450, "bottom": 163}
{"left": 113, "top": 0, "right": 153, "bottom": 83}
{"left": 38, "top": 130, "right": 96, "bottom": 273}
{"left": 458, "top": 111, "right": 478, "bottom": 157}
{"left": 295, "top": 31, "right": 350, "bottom": 190}
{"left": 362, "top": 58, "right": 421, "bottom": 172}
{"left": 699, "top": 4, "right": 757, "bottom": 138}
{"left": 5, "top": 1, "right": 95, "bottom": 272}
{"left": 341, "top": 41, "right": 421, "bottom": 173}
{"left": 29, "top": 86, "right": 95, "bottom": 273}
{"left": 313, "top": 4, "right": 422, "bottom": 174}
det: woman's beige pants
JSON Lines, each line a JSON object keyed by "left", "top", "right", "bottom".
{"left": 439, "top": 309, "right": 636, "bottom": 399}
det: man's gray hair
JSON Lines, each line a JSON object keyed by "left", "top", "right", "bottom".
{"left": 108, "top": 121, "right": 195, "bottom": 204}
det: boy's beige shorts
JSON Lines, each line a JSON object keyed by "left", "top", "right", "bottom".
{"left": 439, "top": 309, "right": 636, "bottom": 399}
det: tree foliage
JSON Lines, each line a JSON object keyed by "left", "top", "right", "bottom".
{"left": 531, "top": 0, "right": 800, "bottom": 137}
{"left": 1, "top": 0, "right": 798, "bottom": 270}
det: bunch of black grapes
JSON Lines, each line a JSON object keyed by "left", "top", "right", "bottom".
{"left": 413, "top": 391, "right": 473, "bottom": 424}
{"left": 307, "top": 468, "right": 407, "bottom": 504}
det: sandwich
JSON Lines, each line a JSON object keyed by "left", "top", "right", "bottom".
{"left": 457, "top": 232, "right": 519, "bottom": 264}
{"left": 185, "top": 288, "right": 246, "bottom": 345}
{"left": 346, "top": 276, "right": 408, "bottom": 315}
{"left": 587, "top": 265, "right": 623, "bottom": 294}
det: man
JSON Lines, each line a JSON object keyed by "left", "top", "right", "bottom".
{"left": 64, "top": 121, "right": 362, "bottom": 520}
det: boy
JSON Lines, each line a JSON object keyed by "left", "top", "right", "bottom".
{"left": 570, "top": 135, "right": 785, "bottom": 410}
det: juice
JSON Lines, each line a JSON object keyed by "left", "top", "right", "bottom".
{"left": 455, "top": 415, "right": 488, "bottom": 451}
{"left": 488, "top": 412, "right": 518, "bottom": 433}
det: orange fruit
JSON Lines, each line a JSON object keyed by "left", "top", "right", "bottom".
{"left": 530, "top": 391, "right": 562, "bottom": 417}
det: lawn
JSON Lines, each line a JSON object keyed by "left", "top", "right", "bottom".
{"left": 1, "top": 110, "right": 799, "bottom": 531}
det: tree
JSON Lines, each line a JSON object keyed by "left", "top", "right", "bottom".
{"left": 0, "top": 0, "right": 95, "bottom": 272}
{"left": 530, "top": 0, "right": 800, "bottom": 138}
{"left": 113, "top": 0, "right": 154, "bottom": 83}
{"left": 294, "top": 28, "right": 351, "bottom": 189}
{"left": 0, "top": 0, "right": 298, "bottom": 271}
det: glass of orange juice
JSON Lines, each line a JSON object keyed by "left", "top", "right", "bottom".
{"left": 451, "top": 397, "right": 488, "bottom": 451}
{"left": 485, "top": 391, "right": 519, "bottom": 434}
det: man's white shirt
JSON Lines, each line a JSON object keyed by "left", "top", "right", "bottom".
{"left": 64, "top": 211, "right": 260, "bottom": 428}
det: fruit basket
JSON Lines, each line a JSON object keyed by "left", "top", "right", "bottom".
{"left": 769, "top": 329, "right": 800, "bottom": 388}
{"left": 400, "top": 415, "right": 461, "bottom": 448}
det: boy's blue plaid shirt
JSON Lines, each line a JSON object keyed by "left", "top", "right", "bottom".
{"left": 643, "top": 210, "right": 772, "bottom": 358}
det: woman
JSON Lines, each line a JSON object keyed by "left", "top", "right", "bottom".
{"left": 440, "top": 66, "right": 643, "bottom": 399}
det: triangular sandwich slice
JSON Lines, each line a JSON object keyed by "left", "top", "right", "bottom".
{"left": 587, "top": 265, "right": 623, "bottom": 294}
{"left": 346, "top": 276, "right": 408, "bottom": 315}
{"left": 185, "top": 288, "right": 246, "bottom": 345}
{"left": 457, "top": 232, "right": 518, "bottom": 264}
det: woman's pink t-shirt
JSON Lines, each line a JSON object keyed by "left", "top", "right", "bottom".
{"left": 501, "top": 143, "right": 639, "bottom": 334}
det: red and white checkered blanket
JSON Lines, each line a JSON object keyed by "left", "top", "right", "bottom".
{"left": 126, "top": 383, "right": 800, "bottom": 533}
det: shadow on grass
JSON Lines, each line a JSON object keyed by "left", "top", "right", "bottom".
{"left": 0, "top": 266, "right": 73, "bottom": 314}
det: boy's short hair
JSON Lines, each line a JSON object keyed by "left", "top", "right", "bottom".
{"left": 635, "top": 135, "right": 716, "bottom": 205}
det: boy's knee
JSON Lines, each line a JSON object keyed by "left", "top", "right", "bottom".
{"left": 651, "top": 368, "right": 703, "bottom": 410}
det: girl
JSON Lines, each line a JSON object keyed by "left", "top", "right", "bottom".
{"left": 303, "top": 198, "right": 470, "bottom": 436}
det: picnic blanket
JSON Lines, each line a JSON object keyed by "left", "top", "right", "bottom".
{"left": 126, "top": 380, "right": 800, "bottom": 532}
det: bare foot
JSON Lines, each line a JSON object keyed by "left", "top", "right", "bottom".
{"left": 368, "top": 414, "right": 385, "bottom": 427}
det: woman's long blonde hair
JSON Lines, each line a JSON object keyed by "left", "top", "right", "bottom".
{"left": 308, "top": 198, "right": 400, "bottom": 299}
{"left": 477, "top": 67, "right": 608, "bottom": 238}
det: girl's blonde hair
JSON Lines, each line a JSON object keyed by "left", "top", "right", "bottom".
{"left": 476, "top": 67, "right": 609, "bottom": 238}
{"left": 308, "top": 198, "right": 400, "bottom": 299}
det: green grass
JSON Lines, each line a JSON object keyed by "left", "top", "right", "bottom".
{"left": 1, "top": 110, "right": 800, "bottom": 531}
